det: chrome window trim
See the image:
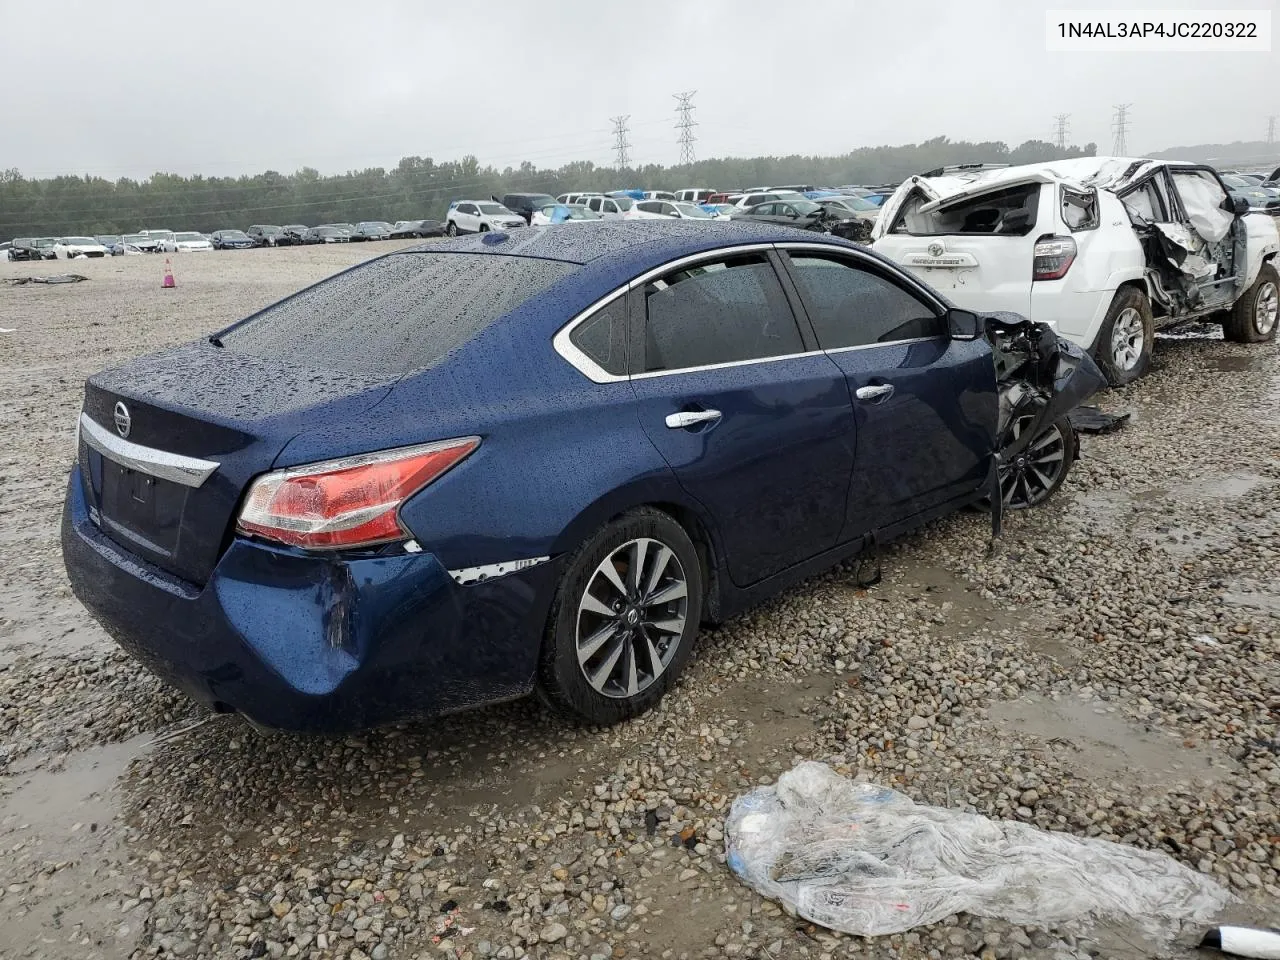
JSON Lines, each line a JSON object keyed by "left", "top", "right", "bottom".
{"left": 824, "top": 335, "right": 946, "bottom": 355}
{"left": 550, "top": 239, "right": 946, "bottom": 383}
{"left": 550, "top": 287, "right": 630, "bottom": 384}
{"left": 78, "top": 413, "right": 220, "bottom": 488}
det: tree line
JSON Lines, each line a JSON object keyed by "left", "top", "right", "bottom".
{"left": 1, "top": 136, "right": 1099, "bottom": 238}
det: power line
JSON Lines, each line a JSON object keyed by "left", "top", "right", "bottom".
{"left": 1051, "top": 113, "right": 1071, "bottom": 151}
{"left": 610, "top": 115, "right": 631, "bottom": 169}
{"left": 1268, "top": 115, "right": 1277, "bottom": 145}
{"left": 674, "top": 91, "right": 698, "bottom": 166}
{"left": 1111, "top": 103, "right": 1132, "bottom": 156}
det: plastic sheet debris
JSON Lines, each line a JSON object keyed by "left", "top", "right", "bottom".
{"left": 3, "top": 274, "right": 90, "bottom": 285}
{"left": 725, "top": 762, "right": 1230, "bottom": 939}
{"left": 1200, "top": 926, "right": 1280, "bottom": 959}
{"left": 1068, "top": 405, "right": 1130, "bottom": 434}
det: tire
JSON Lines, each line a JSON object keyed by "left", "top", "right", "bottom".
{"left": 538, "top": 508, "right": 703, "bottom": 726}
{"left": 1093, "top": 287, "right": 1154, "bottom": 387}
{"left": 1223, "top": 263, "right": 1279, "bottom": 343}
{"left": 446, "top": 221, "right": 457, "bottom": 237}
{"left": 998, "top": 415, "right": 1077, "bottom": 509}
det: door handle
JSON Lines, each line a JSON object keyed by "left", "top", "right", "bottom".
{"left": 855, "top": 383, "right": 895, "bottom": 402}
{"left": 665, "top": 409, "right": 722, "bottom": 429}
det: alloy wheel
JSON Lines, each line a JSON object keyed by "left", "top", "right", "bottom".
{"left": 999, "top": 418, "right": 1067, "bottom": 508}
{"left": 575, "top": 537, "right": 688, "bottom": 699}
{"left": 1254, "top": 281, "right": 1278, "bottom": 336}
{"left": 1110, "top": 307, "right": 1145, "bottom": 371}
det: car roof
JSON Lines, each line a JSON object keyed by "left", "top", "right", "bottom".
{"left": 398, "top": 219, "right": 859, "bottom": 268}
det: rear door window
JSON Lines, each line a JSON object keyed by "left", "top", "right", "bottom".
{"left": 892, "top": 183, "right": 1040, "bottom": 236}
{"left": 641, "top": 254, "right": 803, "bottom": 372}
{"left": 784, "top": 253, "right": 945, "bottom": 348}
{"left": 219, "top": 253, "right": 576, "bottom": 376}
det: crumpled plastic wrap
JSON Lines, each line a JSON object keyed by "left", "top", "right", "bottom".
{"left": 725, "top": 762, "right": 1230, "bottom": 939}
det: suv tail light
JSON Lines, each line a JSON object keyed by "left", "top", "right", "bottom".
{"left": 1032, "top": 235, "right": 1077, "bottom": 280}
{"left": 237, "top": 437, "right": 480, "bottom": 550}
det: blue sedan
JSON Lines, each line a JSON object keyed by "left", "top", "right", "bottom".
{"left": 61, "top": 221, "right": 1102, "bottom": 731}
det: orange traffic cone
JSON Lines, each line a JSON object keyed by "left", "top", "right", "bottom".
{"left": 162, "top": 258, "right": 176, "bottom": 289}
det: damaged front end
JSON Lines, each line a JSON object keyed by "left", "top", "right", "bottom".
{"left": 981, "top": 311, "right": 1106, "bottom": 536}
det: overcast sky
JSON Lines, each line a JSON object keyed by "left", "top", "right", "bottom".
{"left": 2, "top": 0, "right": 1275, "bottom": 180}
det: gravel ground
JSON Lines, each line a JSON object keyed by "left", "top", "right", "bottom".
{"left": 0, "top": 247, "right": 1276, "bottom": 960}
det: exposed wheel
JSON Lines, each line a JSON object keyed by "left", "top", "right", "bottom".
{"left": 446, "top": 221, "right": 457, "bottom": 237}
{"left": 539, "top": 508, "right": 702, "bottom": 725}
{"left": 1223, "top": 263, "right": 1279, "bottom": 343}
{"left": 1093, "top": 287, "right": 1153, "bottom": 387}
{"left": 998, "top": 415, "right": 1077, "bottom": 509}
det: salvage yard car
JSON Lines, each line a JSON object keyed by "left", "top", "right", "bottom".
{"left": 871, "top": 158, "right": 1280, "bottom": 385}
{"left": 10, "top": 237, "right": 59, "bottom": 261}
{"left": 729, "top": 199, "right": 872, "bottom": 241}
{"left": 210, "top": 229, "right": 255, "bottom": 250}
{"left": 163, "top": 231, "right": 215, "bottom": 253}
{"left": 62, "top": 220, "right": 1102, "bottom": 732}
{"left": 53, "top": 236, "right": 110, "bottom": 258}
{"left": 445, "top": 201, "right": 527, "bottom": 236}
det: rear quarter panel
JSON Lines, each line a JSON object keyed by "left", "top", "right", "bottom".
{"left": 1030, "top": 192, "right": 1145, "bottom": 347}
{"left": 1242, "top": 212, "right": 1280, "bottom": 286}
{"left": 271, "top": 271, "right": 706, "bottom": 572}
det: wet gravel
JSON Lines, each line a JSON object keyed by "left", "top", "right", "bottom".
{"left": 0, "top": 249, "right": 1277, "bottom": 960}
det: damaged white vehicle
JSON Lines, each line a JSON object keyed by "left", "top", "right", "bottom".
{"left": 871, "top": 158, "right": 1280, "bottom": 385}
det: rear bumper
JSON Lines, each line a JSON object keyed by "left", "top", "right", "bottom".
{"left": 60, "top": 466, "right": 558, "bottom": 732}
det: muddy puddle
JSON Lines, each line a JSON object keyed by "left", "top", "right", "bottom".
{"left": 875, "top": 563, "right": 1076, "bottom": 665}
{"left": 987, "top": 693, "right": 1233, "bottom": 790}
{"left": 0, "top": 735, "right": 151, "bottom": 959}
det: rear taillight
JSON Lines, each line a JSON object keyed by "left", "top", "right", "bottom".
{"left": 1032, "top": 235, "right": 1077, "bottom": 281}
{"left": 236, "top": 437, "right": 479, "bottom": 550}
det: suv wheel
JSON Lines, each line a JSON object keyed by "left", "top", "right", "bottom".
{"left": 539, "top": 508, "right": 702, "bottom": 726}
{"left": 1223, "top": 263, "right": 1279, "bottom": 343}
{"left": 1095, "top": 287, "right": 1154, "bottom": 387}
{"left": 446, "top": 221, "right": 457, "bottom": 237}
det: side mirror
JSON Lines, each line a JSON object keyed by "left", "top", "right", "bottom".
{"left": 947, "top": 307, "right": 982, "bottom": 341}
{"left": 1229, "top": 194, "right": 1250, "bottom": 216}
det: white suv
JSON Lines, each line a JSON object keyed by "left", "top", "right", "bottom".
{"left": 872, "top": 158, "right": 1280, "bottom": 385}
{"left": 581, "top": 195, "right": 637, "bottom": 219}
{"left": 445, "top": 201, "right": 527, "bottom": 236}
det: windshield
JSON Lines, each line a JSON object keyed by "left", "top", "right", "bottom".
{"left": 792, "top": 201, "right": 822, "bottom": 215}
{"left": 222, "top": 230, "right": 249, "bottom": 239}
{"left": 219, "top": 253, "right": 578, "bottom": 377}
{"left": 478, "top": 203, "right": 512, "bottom": 215}
{"left": 123, "top": 234, "right": 146, "bottom": 243}
{"left": 62, "top": 237, "right": 96, "bottom": 245}
{"left": 614, "top": 198, "right": 634, "bottom": 211}
{"left": 1221, "top": 175, "right": 1246, "bottom": 187}
{"left": 675, "top": 203, "right": 712, "bottom": 218}
{"left": 175, "top": 232, "right": 203, "bottom": 241}
{"left": 834, "top": 195, "right": 877, "bottom": 212}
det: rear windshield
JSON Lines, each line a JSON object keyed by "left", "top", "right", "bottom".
{"left": 891, "top": 184, "right": 1040, "bottom": 236}
{"left": 219, "top": 252, "right": 577, "bottom": 376}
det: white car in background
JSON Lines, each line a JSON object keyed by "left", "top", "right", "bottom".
{"left": 529, "top": 204, "right": 604, "bottom": 226}
{"left": 52, "top": 237, "right": 109, "bottom": 259}
{"left": 581, "top": 195, "right": 638, "bottom": 220}
{"left": 630, "top": 200, "right": 717, "bottom": 221}
{"left": 445, "top": 201, "right": 527, "bottom": 236}
{"left": 674, "top": 188, "right": 715, "bottom": 203}
{"left": 872, "top": 157, "right": 1280, "bottom": 385}
{"left": 162, "top": 231, "right": 214, "bottom": 253}
{"left": 556, "top": 192, "right": 605, "bottom": 206}
{"left": 642, "top": 190, "right": 677, "bottom": 201}
{"left": 143, "top": 229, "right": 175, "bottom": 247}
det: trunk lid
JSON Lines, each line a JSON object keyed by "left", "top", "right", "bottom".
{"left": 78, "top": 342, "right": 396, "bottom": 586}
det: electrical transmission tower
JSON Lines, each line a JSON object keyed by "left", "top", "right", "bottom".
{"left": 1112, "top": 103, "right": 1132, "bottom": 155}
{"left": 1268, "top": 115, "right": 1277, "bottom": 145}
{"left": 1052, "top": 113, "right": 1071, "bottom": 150}
{"left": 610, "top": 115, "right": 631, "bottom": 168}
{"left": 674, "top": 91, "right": 698, "bottom": 165}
